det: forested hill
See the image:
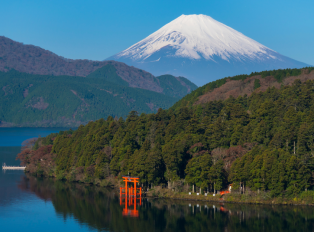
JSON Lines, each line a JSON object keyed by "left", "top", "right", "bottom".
{"left": 0, "top": 36, "right": 197, "bottom": 95}
{"left": 171, "top": 67, "right": 314, "bottom": 110}
{"left": 0, "top": 68, "right": 184, "bottom": 127}
{"left": 20, "top": 77, "right": 314, "bottom": 196}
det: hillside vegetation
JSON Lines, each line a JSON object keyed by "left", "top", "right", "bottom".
{"left": 0, "top": 36, "right": 197, "bottom": 95}
{"left": 0, "top": 67, "right": 187, "bottom": 126}
{"left": 19, "top": 75, "right": 314, "bottom": 197}
{"left": 171, "top": 67, "right": 314, "bottom": 110}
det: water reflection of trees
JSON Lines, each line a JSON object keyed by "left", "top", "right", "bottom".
{"left": 19, "top": 175, "right": 314, "bottom": 232}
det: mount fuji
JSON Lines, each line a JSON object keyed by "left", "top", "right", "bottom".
{"left": 107, "top": 14, "right": 309, "bottom": 86}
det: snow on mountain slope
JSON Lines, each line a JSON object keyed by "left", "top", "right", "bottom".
{"left": 108, "top": 14, "right": 309, "bottom": 86}
{"left": 115, "top": 14, "right": 271, "bottom": 61}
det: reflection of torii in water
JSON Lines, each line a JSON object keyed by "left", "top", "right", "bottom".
{"left": 212, "top": 203, "right": 232, "bottom": 217}
{"left": 219, "top": 203, "right": 229, "bottom": 213}
{"left": 120, "top": 195, "right": 142, "bottom": 217}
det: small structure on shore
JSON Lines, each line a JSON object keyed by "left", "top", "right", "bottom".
{"left": 120, "top": 176, "right": 142, "bottom": 196}
{"left": 2, "top": 163, "right": 26, "bottom": 170}
{"left": 219, "top": 184, "right": 232, "bottom": 196}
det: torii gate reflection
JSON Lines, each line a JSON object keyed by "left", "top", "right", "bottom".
{"left": 119, "top": 176, "right": 142, "bottom": 217}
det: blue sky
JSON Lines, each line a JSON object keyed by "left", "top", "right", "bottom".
{"left": 1, "top": 0, "right": 313, "bottom": 65}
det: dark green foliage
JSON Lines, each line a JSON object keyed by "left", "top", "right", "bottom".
{"left": 229, "top": 147, "right": 311, "bottom": 196}
{"left": 185, "top": 152, "right": 212, "bottom": 188}
{"left": 157, "top": 75, "right": 197, "bottom": 98}
{"left": 33, "top": 132, "right": 59, "bottom": 150}
{"left": 46, "top": 78, "right": 314, "bottom": 195}
{"left": 209, "top": 160, "right": 226, "bottom": 191}
{"left": 254, "top": 79, "right": 261, "bottom": 90}
{"left": 0, "top": 68, "right": 180, "bottom": 126}
{"left": 86, "top": 65, "right": 129, "bottom": 86}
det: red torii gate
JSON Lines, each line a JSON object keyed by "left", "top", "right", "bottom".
{"left": 120, "top": 176, "right": 142, "bottom": 196}
{"left": 119, "top": 176, "right": 142, "bottom": 217}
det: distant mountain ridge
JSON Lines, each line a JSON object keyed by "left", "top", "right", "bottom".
{"left": 0, "top": 36, "right": 196, "bottom": 96}
{"left": 0, "top": 35, "right": 199, "bottom": 127}
{"left": 108, "top": 14, "right": 309, "bottom": 86}
{"left": 0, "top": 67, "right": 182, "bottom": 127}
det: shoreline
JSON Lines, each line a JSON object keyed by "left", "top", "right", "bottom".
{"left": 146, "top": 194, "right": 314, "bottom": 206}
{"left": 144, "top": 188, "right": 314, "bottom": 206}
{"left": 24, "top": 171, "right": 314, "bottom": 207}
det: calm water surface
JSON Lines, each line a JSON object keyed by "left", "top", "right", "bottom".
{"left": 1, "top": 128, "right": 314, "bottom": 232}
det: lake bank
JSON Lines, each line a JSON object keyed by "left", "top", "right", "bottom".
{"left": 22, "top": 164, "right": 314, "bottom": 207}
{"left": 145, "top": 187, "right": 314, "bottom": 206}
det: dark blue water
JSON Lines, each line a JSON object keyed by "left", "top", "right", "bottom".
{"left": 0, "top": 128, "right": 94, "bottom": 232}
{"left": 1, "top": 128, "right": 314, "bottom": 232}
{"left": 0, "top": 127, "right": 69, "bottom": 147}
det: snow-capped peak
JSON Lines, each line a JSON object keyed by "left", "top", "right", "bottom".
{"left": 115, "top": 14, "right": 274, "bottom": 62}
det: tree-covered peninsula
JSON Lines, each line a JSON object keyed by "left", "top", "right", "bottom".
{"left": 18, "top": 68, "right": 314, "bottom": 201}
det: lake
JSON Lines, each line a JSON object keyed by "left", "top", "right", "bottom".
{"left": 1, "top": 128, "right": 314, "bottom": 232}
